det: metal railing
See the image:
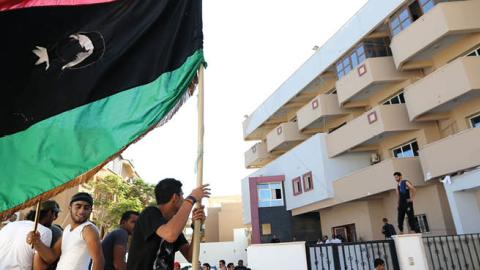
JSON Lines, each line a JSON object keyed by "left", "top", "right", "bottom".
{"left": 306, "top": 240, "right": 400, "bottom": 270}
{"left": 423, "top": 233, "right": 480, "bottom": 270}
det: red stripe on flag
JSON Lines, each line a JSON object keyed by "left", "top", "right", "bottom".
{"left": 0, "top": 0, "right": 116, "bottom": 11}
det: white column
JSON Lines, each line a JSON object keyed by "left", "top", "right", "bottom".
{"left": 393, "top": 234, "right": 430, "bottom": 270}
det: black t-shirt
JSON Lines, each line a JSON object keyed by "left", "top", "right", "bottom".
{"left": 127, "top": 206, "right": 188, "bottom": 270}
{"left": 382, "top": 223, "right": 397, "bottom": 238}
{"left": 102, "top": 228, "right": 129, "bottom": 270}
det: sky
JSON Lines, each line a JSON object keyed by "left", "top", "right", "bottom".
{"left": 123, "top": 0, "right": 368, "bottom": 197}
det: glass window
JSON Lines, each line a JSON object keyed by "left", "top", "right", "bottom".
{"left": 257, "top": 183, "right": 284, "bottom": 208}
{"left": 415, "top": 214, "right": 430, "bottom": 233}
{"left": 390, "top": 8, "right": 413, "bottom": 36}
{"left": 466, "top": 47, "right": 480, "bottom": 57}
{"left": 392, "top": 140, "right": 419, "bottom": 158}
{"left": 292, "top": 177, "right": 302, "bottom": 195}
{"left": 303, "top": 172, "right": 314, "bottom": 192}
{"left": 419, "top": 0, "right": 435, "bottom": 14}
{"left": 469, "top": 113, "right": 480, "bottom": 128}
{"left": 383, "top": 91, "right": 406, "bottom": 105}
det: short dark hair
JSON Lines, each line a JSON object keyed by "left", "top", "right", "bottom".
{"left": 382, "top": 218, "right": 388, "bottom": 222}
{"left": 393, "top": 172, "right": 402, "bottom": 177}
{"left": 219, "top": 260, "right": 225, "bottom": 265}
{"left": 203, "top": 263, "right": 210, "bottom": 268}
{"left": 227, "top": 263, "right": 234, "bottom": 267}
{"left": 155, "top": 178, "right": 183, "bottom": 205}
{"left": 120, "top": 211, "right": 140, "bottom": 224}
{"left": 374, "top": 258, "right": 385, "bottom": 267}
{"left": 26, "top": 209, "right": 50, "bottom": 221}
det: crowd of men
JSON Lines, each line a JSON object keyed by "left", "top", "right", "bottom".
{"left": 0, "top": 178, "right": 216, "bottom": 270}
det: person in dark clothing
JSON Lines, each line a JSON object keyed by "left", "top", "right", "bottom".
{"left": 234, "top": 260, "right": 249, "bottom": 270}
{"left": 381, "top": 218, "right": 396, "bottom": 239}
{"left": 102, "top": 210, "right": 140, "bottom": 270}
{"left": 127, "top": 178, "right": 210, "bottom": 270}
{"left": 374, "top": 258, "right": 385, "bottom": 270}
{"left": 394, "top": 172, "right": 420, "bottom": 234}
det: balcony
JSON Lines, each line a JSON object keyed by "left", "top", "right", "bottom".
{"left": 245, "top": 141, "right": 275, "bottom": 169}
{"left": 336, "top": 57, "right": 416, "bottom": 105}
{"left": 326, "top": 104, "right": 421, "bottom": 157}
{"left": 296, "top": 94, "right": 347, "bottom": 132}
{"left": 405, "top": 56, "right": 480, "bottom": 121}
{"left": 419, "top": 128, "right": 480, "bottom": 180}
{"left": 390, "top": 1, "right": 480, "bottom": 69}
{"left": 266, "top": 122, "right": 308, "bottom": 153}
{"left": 333, "top": 157, "right": 425, "bottom": 204}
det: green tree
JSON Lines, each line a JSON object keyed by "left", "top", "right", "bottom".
{"left": 87, "top": 175, "right": 155, "bottom": 235}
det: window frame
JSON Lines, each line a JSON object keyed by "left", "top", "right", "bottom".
{"left": 468, "top": 112, "right": 480, "bottom": 128}
{"left": 292, "top": 177, "right": 303, "bottom": 196}
{"left": 392, "top": 140, "right": 420, "bottom": 158}
{"left": 415, "top": 214, "right": 430, "bottom": 233}
{"left": 389, "top": 6, "right": 413, "bottom": 37}
{"left": 467, "top": 46, "right": 480, "bottom": 57}
{"left": 383, "top": 91, "right": 406, "bottom": 105}
{"left": 257, "top": 182, "right": 284, "bottom": 208}
{"left": 302, "top": 172, "right": 314, "bottom": 192}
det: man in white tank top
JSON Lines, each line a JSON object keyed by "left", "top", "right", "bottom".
{"left": 28, "top": 192, "right": 104, "bottom": 270}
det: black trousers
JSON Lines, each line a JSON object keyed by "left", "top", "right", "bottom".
{"left": 397, "top": 201, "right": 420, "bottom": 233}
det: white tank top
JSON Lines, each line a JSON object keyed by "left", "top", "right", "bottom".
{"left": 56, "top": 221, "right": 99, "bottom": 270}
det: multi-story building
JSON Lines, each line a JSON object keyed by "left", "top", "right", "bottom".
{"left": 241, "top": 0, "right": 480, "bottom": 243}
{"left": 203, "top": 196, "right": 248, "bottom": 243}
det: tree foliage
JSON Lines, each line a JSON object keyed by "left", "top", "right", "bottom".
{"left": 87, "top": 175, "right": 155, "bottom": 234}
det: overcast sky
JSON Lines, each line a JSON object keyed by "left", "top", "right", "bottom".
{"left": 123, "top": 0, "right": 368, "bottom": 197}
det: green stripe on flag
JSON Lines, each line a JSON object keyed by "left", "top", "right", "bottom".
{"left": 0, "top": 50, "right": 204, "bottom": 212}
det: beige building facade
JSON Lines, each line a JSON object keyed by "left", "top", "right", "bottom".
{"left": 242, "top": 0, "right": 480, "bottom": 241}
{"left": 204, "top": 196, "right": 248, "bottom": 243}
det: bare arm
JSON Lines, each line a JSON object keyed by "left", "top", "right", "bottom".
{"left": 406, "top": 180, "right": 416, "bottom": 200}
{"left": 83, "top": 225, "right": 104, "bottom": 270}
{"left": 27, "top": 232, "right": 61, "bottom": 264}
{"left": 112, "top": 245, "right": 127, "bottom": 270}
{"left": 156, "top": 185, "right": 210, "bottom": 243}
{"left": 33, "top": 253, "right": 48, "bottom": 270}
{"left": 179, "top": 206, "right": 205, "bottom": 262}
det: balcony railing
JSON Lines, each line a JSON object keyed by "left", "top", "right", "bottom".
{"left": 296, "top": 94, "right": 347, "bottom": 132}
{"left": 405, "top": 56, "right": 480, "bottom": 121}
{"left": 336, "top": 57, "right": 416, "bottom": 105}
{"left": 419, "top": 128, "right": 480, "bottom": 180}
{"left": 244, "top": 141, "right": 274, "bottom": 169}
{"left": 332, "top": 157, "right": 425, "bottom": 204}
{"left": 390, "top": 1, "right": 480, "bottom": 69}
{"left": 266, "top": 122, "right": 308, "bottom": 153}
{"left": 326, "top": 104, "right": 421, "bottom": 157}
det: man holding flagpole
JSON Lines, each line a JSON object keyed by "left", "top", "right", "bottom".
{"left": 127, "top": 178, "right": 210, "bottom": 270}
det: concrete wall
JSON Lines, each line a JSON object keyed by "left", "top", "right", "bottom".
{"left": 443, "top": 169, "right": 480, "bottom": 234}
{"left": 176, "top": 229, "right": 249, "bottom": 267}
{"left": 218, "top": 202, "right": 246, "bottom": 242}
{"left": 204, "top": 207, "right": 220, "bottom": 242}
{"left": 247, "top": 242, "right": 308, "bottom": 270}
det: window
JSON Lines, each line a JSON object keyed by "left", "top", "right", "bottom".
{"left": 292, "top": 177, "right": 302, "bottom": 196}
{"left": 336, "top": 39, "right": 391, "bottom": 79}
{"left": 261, "top": 223, "right": 272, "bottom": 235}
{"left": 303, "top": 172, "right": 314, "bottom": 192}
{"left": 257, "top": 183, "right": 284, "bottom": 207}
{"left": 390, "top": 8, "right": 412, "bottom": 36}
{"left": 383, "top": 92, "right": 406, "bottom": 105}
{"left": 419, "top": 0, "right": 435, "bottom": 13}
{"left": 392, "top": 140, "right": 419, "bottom": 158}
{"left": 467, "top": 47, "right": 480, "bottom": 57}
{"left": 415, "top": 214, "right": 430, "bottom": 233}
{"left": 469, "top": 113, "right": 480, "bottom": 128}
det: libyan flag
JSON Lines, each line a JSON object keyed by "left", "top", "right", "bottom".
{"left": 0, "top": 0, "right": 204, "bottom": 215}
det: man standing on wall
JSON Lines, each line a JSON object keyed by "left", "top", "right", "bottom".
{"left": 394, "top": 172, "right": 420, "bottom": 234}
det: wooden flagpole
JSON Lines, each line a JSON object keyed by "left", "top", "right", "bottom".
{"left": 31, "top": 201, "right": 41, "bottom": 248}
{"left": 191, "top": 64, "right": 205, "bottom": 270}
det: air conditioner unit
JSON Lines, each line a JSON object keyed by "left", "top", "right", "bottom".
{"left": 370, "top": 153, "right": 380, "bottom": 164}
